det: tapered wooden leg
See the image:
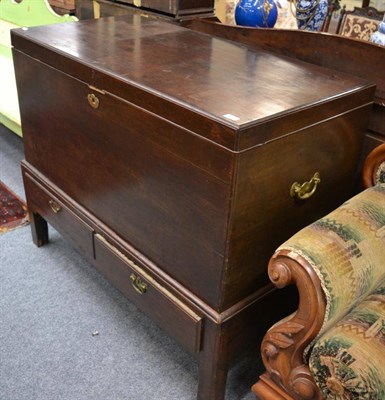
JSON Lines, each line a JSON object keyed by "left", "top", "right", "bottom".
{"left": 197, "top": 322, "right": 229, "bottom": 400}
{"left": 29, "top": 211, "right": 49, "bottom": 247}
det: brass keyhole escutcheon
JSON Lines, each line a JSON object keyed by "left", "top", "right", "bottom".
{"left": 130, "top": 274, "right": 148, "bottom": 295}
{"left": 290, "top": 172, "right": 321, "bottom": 200}
{"left": 87, "top": 93, "right": 100, "bottom": 109}
{"left": 49, "top": 199, "right": 62, "bottom": 213}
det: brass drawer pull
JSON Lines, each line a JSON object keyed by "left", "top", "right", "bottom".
{"left": 48, "top": 199, "right": 62, "bottom": 213}
{"left": 290, "top": 172, "right": 321, "bottom": 200}
{"left": 87, "top": 93, "right": 100, "bottom": 109}
{"left": 130, "top": 274, "right": 148, "bottom": 295}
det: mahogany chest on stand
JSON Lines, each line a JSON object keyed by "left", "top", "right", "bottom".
{"left": 12, "top": 14, "right": 375, "bottom": 399}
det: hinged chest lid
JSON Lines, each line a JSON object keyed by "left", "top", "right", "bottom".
{"left": 11, "top": 14, "right": 375, "bottom": 151}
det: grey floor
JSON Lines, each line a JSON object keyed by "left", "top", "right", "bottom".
{"left": 0, "top": 124, "right": 260, "bottom": 400}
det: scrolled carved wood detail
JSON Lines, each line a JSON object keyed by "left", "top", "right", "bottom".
{"left": 263, "top": 321, "right": 304, "bottom": 358}
{"left": 349, "top": 6, "right": 384, "bottom": 20}
{"left": 363, "top": 143, "right": 385, "bottom": 188}
{"left": 259, "top": 251, "right": 326, "bottom": 400}
{"left": 290, "top": 366, "right": 321, "bottom": 400}
{"left": 268, "top": 261, "right": 293, "bottom": 289}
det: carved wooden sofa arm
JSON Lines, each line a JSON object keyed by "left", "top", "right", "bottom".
{"left": 363, "top": 143, "right": 385, "bottom": 188}
{"left": 252, "top": 143, "right": 385, "bottom": 400}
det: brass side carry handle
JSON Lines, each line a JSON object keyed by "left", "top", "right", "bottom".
{"left": 130, "top": 274, "right": 148, "bottom": 295}
{"left": 49, "top": 199, "right": 62, "bottom": 213}
{"left": 87, "top": 93, "right": 100, "bottom": 109}
{"left": 290, "top": 172, "right": 321, "bottom": 200}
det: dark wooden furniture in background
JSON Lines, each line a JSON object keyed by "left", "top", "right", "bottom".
{"left": 12, "top": 15, "right": 376, "bottom": 400}
{"left": 75, "top": 0, "right": 215, "bottom": 21}
{"left": 190, "top": 19, "right": 385, "bottom": 158}
{"left": 116, "top": 0, "right": 215, "bottom": 18}
{"left": 361, "top": 0, "right": 384, "bottom": 9}
{"left": 251, "top": 143, "right": 385, "bottom": 400}
{"left": 320, "top": 0, "right": 340, "bottom": 32}
{"left": 48, "top": 0, "right": 76, "bottom": 15}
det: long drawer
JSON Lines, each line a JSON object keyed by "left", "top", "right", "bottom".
{"left": 93, "top": 233, "right": 203, "bottom": 355}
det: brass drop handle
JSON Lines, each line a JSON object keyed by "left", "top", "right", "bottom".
{"left": 87, "top": 93, "right": 100, "bottom": 109}
{"left": 130, "top": 274, "right": 148, "bottom": 295}
{"left": 290, "top": 172, "right": 321, "bottom": 200}
{"left": 49, "top": 199, "right": 62, "bottom": 213}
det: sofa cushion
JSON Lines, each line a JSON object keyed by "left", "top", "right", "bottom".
{"left": 308, "top": 283, "right": 385, "bottom": 399}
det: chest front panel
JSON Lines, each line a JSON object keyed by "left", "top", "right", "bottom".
{"left": 16, "top": 52, "right": 234, "bottom": 309}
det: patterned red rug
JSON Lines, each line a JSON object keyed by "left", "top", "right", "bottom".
{"left": 0, "top": 180, "right": 29, "bottom": 235}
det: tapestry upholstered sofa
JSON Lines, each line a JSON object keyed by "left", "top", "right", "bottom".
{"left": 252, "top": 143, "right": 385, "bottom": 400}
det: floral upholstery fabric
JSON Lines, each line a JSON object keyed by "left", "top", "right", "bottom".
{"left": 277, "top": 184, "right": 385, "bottom": 399}
{"left": 340, "top": 15, "right": 380, "bottom": 41}
{"left": 377, "top": 162, "right": 385, "bottom": 185}
{"left": 309, "top": 285, "right": 385, "bottom": 399}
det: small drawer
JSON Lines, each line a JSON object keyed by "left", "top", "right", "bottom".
{"left": 23, "top": 172, "right": 94, "bottom": 259}
{"left": 93, "top": 234, "right": 203, "bottom": 354}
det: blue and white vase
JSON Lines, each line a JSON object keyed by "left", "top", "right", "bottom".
{"left": 295, "top": 0, "right": 328, "bottom": 31}
{"left": 235, "top": 0, "right": 278, "bottom": 28}
{"left": 370, "top": 16, "right": 385, "bottom": 47}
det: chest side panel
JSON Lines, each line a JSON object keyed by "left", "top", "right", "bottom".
{"left": 15, "top": 51, "right": 234, "bottom": 310}
{"left": 222, "top": 104, "right": 371, "bottom": 308}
